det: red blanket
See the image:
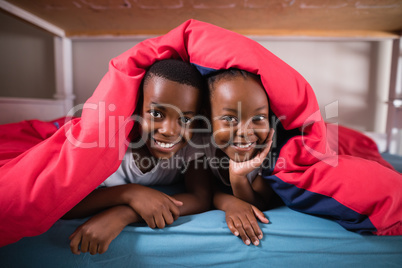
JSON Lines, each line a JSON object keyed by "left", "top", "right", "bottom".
{"left": 0, "top": 20, "right": 401, "bottom": 246}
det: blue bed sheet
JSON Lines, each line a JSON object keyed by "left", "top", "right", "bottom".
{"left": 382, "top": 152, "right": 402, "bottom": 173}
{"left": 1, "top": 205, "right": 402, "bottom": 268}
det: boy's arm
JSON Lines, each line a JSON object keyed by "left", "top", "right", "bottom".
{"left": 172, "top": 157, "right": 213, "bottom": 215}
{"left": 69, "top": 205, "right": 141, "bottom": 255}
{"left": 62, "top": 185, "right": 135, "bottom": 219}
{"left": 63, "top": 183, "right": 182, "bottom": 220}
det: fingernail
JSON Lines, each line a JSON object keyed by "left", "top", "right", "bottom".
{"left": 234, "top": 231, "right": 239, "bottom": 236}
{"left": 258, "top": 234, "right": 263, "bottom": 239}
{"left": 253, "top": 240, "right": 259, "bottom": 246}
{"left": 245, "top": 240, "right": 250, "bottom": 245}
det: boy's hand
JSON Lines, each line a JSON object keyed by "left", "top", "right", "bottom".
{"left": 69, "top": 205, "right": 139, "bottom": 255}
{"left": 126, "top": 184, "right": 183, "bottom": 229}
{"left": 224, "top": 197, "right": 269, "bottom": 246}
{"left": 229, "top": 128, "right": 274, "bottom": 179}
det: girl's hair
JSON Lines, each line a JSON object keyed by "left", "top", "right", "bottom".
{"left": 205, "top": 68, "right": 264, "bottom": 118}
{"left": 206, "top": 68, "right": 262, "bottom": 96}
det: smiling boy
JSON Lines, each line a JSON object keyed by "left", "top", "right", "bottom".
{"left": 64, "top": 59, "right": 212, "bottom": 255}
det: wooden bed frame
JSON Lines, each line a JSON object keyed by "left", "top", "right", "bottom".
{"left": 0, "top": 0, "right": 401, "bottom": 153}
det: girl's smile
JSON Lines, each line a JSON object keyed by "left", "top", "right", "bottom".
{"left": 210, "top": 74, "right": 270, "bottom": 162}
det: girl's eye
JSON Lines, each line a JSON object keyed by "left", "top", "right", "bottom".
{"left": 221, "top": 116, "right": 237, "bottom": 123}
{"left": 149, "top": 110, "right": 163, "bottom": 119}
{"left": 252, "top": 115, "right": 267, "bottom": 122}
{"left": 180, "top": 117, "right": 192, "bottom": 125}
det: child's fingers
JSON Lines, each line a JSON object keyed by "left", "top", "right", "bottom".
{"left": 268, "top": 128, "right": 275, "bottom": 141}
{"left": 88, "top": 242, "right": 98, "bottom": 255}
{"left": 231, "top": 217, "right": 251, "bottom": 246}
{"left": 79, "top": 236, "right": 90, "bottom": 254}
{"left": 255, "top": 128, "right": 275, "bottom": 160}
{"left": 154, "top": 214, "right": 166, "bottom": 229}
{"left": 257, "top": 141, "right": 273, "bottom": 160}
{"left": 69, "top": 232, "right": 82, "bottom": 255}
{"left": 246, "top": 214, "right": 264, "bottom": 242}
{"left": 143, "top": 216, "right": 156, "bottom": 229}
{"left": 226, "top": 217, "right": 239, "bottom": 237}
{"left": 69, "top": 229, "right": 78, "bottom": 241}
{"left": 166, "top": 195, "right": 183, "bottom": 207}
{"left": 167, "top": 198, "right": 181, "bottom": 221}
{"left": 237, "top": 225, "right": 251, "bottom": 246}
{"left": 240, "top": 215, "right": 260, "bottom": 246}
{"left": 162, "top": 210, "right": 175, "bottom": 226}
{"left": 253, "top": 129, "right": 274, "bottom": 165}
{"left": 98, "top": 241, "right": 111, "bottom": 255}
{"left": 251, "top": 205, "right": 269, "bottom": 224}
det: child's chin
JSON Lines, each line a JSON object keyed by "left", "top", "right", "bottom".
{"left": 230, "top": 153, "right": 254, "bottom": 163}
{"left": 152, "top": 151, "right": 175, "bottom": 160}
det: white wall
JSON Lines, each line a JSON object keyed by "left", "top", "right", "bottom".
{"left": 72, "top": 38, "right": 391, "bottom": 133}
{"left": 258, "top": 40, "right": 391, "bottom": 133}
{"left": 0, "top": 11, "right": 55, "bottom": 99}
{"left": 72, "top": 39, "right": 142, "bottom": 106}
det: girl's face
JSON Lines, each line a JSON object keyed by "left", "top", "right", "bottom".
{"left": 210, "top": 75, "right": 270, "bottom": 162}
{"left": 141, "top": 76, "right": 199, "bottom": 159}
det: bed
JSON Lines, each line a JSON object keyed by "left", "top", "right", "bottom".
{"left": 1, "top": 178, "right": 402, "bottom": 268}
{"left": 0, "top": 1, "right": 402, "bottom": 267}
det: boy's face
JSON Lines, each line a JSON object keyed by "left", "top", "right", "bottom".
{"left": 141, "top": 76, "right": 199, "bottom": 159}
{"left": 210, "top": 76, "right": 270, "bottom": 162}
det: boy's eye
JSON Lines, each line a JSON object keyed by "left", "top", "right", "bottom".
{"left": 149, "top": 110, "right": 163, "bottom": 119}
{"left": 221, "top": 116, "right": 237, "bottom": 123}
{"left": 180, "top": 117, "right": 193, "bottom": 125}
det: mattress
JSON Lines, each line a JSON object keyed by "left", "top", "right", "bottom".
{"left": 1, "top": 181, "right": 401, "bottom": 268}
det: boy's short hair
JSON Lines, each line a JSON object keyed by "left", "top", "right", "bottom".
{"left": 133, "top": 59, "right": 206, "bottom": 120}
{"left": 143, "top": 59, "right": 205, "bottom": 91}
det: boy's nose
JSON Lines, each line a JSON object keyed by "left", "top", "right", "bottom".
{"left": 159, "top": 120, "right": 179, "bottom": 137}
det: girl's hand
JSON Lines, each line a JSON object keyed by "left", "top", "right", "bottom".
{"left": 224, "top": 197, "right": 269, "bottom": 246}
{"left": 229, "top": 128, "right": 274, "bottom": 178}
{"left": 69, "top": 205, "right": 139, "bottom": 255}
{"left": 126, "top": 184, "right": 183, "bottom": 229}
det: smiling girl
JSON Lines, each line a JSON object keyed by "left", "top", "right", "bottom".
{"left": 205, "top": 68, "right": 275, "bottom": 247}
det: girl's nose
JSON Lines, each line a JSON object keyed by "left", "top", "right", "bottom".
{"left": 236, "top": 123, "right": 254, "bottom": 137}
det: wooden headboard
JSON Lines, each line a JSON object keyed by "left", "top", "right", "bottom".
{"left": 1, "top": 0, "right": 402, "bottom": 38}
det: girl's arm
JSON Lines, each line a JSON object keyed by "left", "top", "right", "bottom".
{"left": 229, "top": 129, "right": 274, "bottom": 210}
{"left": 213, "top": 184, "right": 268, "bottom": 246}
{"left": 230, "top": 174, "right": 273, "bottom": 211}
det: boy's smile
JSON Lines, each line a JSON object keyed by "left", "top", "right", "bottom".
{"left": 210, "top": 75, "right": 270, "bottom": 162}
{"left": 140, "top": 76, "right": 200, "bottom": 159}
